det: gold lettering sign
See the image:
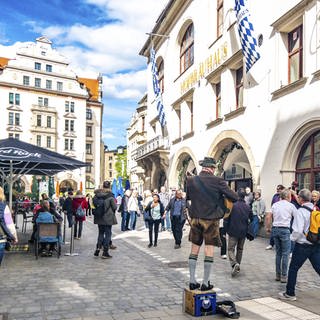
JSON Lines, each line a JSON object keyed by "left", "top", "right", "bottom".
{"left": 180, "top": 42, "right": 228, "bottom": 94}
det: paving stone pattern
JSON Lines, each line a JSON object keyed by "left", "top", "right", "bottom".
{"left": 0, "top": 216, "right": 319, "bottom": 320}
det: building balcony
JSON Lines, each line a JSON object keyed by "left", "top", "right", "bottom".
{"left": 135, "top": 135, "right": 170, "bottom": 161}
{"left": 30, "top": 125, "right": 56, "bottom": 134}
{"left": 31, "top": 104, "right": 57, "bottom": 114}
{"left": 136, "top": 132, "right": 147, "bottom": 145}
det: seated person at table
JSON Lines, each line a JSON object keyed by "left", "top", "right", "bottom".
{"left": 35, "top": 200, "right": 61, "bottom": 257}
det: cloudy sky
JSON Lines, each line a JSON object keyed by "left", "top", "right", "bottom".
{"left": 0, "top": 0, "right": 168, "bottom": 149}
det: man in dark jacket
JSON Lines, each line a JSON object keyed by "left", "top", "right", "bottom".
{"left": 62, "top": 191, "right": 74, "bottom": 228}
{"left": 93, "top": 181, "right": 117, "bottom": 259}
{"left": 165, "top": 190, "right": 186, "bottom": 249}
{"left": 224, "top": 188, "right": 253, "bottom": 276}
{"left": 186, "top": 157, "right": 238, "bottom": 291}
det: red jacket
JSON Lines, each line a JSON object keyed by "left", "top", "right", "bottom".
{"left": 72, "top": 196, "right": 88, "bottom": 221}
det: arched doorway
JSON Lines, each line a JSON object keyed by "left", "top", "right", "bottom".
{"left": 176, "top": 154, "right": 197, "bottom": 191}
{"left": 216, "top": 142, "right": 252, "bottom": 191}
{"left": 295, "top": 131, "right": 320, "bottom": 191}
{"left": 59, "top": 179, "right": 77, "bottom": 193}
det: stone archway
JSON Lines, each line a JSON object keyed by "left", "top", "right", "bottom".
{"left": 281, "top": 118, "right": 320, "bottom": 188}
{"left": 208, "top": 130, "right": 256, "bottom": 190}
{"left": 59, "top": 179, "right": 77, "bottom": 193}
{"left": 168, "top": 147, "right": 198, "bottom": 190}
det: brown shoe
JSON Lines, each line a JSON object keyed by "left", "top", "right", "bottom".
{"left": 109, "top": 244, "right": 117, "bottom": 250}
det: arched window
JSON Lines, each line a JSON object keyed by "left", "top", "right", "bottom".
{"left": 158, "top": 59, "right": 164, "bottom": 93}
{"left": 296, "top": 131, "right": 320, "bottom": 191}
{"left": 180, "top": 24, "right": 194, "bottom": 74}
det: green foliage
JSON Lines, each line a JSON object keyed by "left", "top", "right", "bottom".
{"left": 31, "top": 176, "right": 39, "bottom": 201}
{"left": 115, "top": 149, "right": 128, "bottom": 184}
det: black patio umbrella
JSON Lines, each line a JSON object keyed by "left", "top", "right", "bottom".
{"left": 0, "top": 138, "right": 90, "bottom": 209}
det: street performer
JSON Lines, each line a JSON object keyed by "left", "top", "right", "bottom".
{"left": 186, "top": 157, "right": 238, "bottom": 291}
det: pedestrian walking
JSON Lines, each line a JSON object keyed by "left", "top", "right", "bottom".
{"left": 128, "top": 190, "right": 139, "bottom": 231}
{"left": 244, "top": 187, "right": 254, "bottom": 207}
{"left": 311, "top": 190, "right": 320, "bottom": 210}
{"left": 159, "top": 186, "right": 171, "bottom": 231}
{"left": 164, "top": 189, "right": 186, "bottom": 249}
{"left": 143, "top": 190, "right": 153, "bottom": 229}
{"left": 93, "top": 181, "right": 117, "bottom": 259}
{"left": 86, "top": 194, "right": 93, "bottom": 216}
{"left": 72, "top": 191, "right": 88, "bottom": 239}
{"left": 279, "top": 188, "right": 320, "bottom": 301}
{"left": 118, "top": 190, "right": 131, "bottom": 231}
{"left": 266, "top": 189, "right": 297, "bottom": 283}
{"left": 62, "top": 191, "right": 74, "bottom": 228}
{"left": 145, "top": 193, "right": 164, "bottom": 247}
{"left": 186, "top": 157, "right": 238, "bottom": 291}
{"left": 266, "top": 184, "right": 285, "bottom": 250}
{"left": 0, "top": 187, "right": 17, "bottom": 266}
{"left": 224, "top": 188, "right": 253, "bottom": 276}
{"left": 251, "top": 191, "right": 266, "bottom": 238}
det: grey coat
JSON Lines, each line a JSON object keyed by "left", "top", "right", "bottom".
{"left": 93, "top": 190, "right": 117, "bottom": 226}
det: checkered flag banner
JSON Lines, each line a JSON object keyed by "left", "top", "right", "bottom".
{"left": 150, "top": 47, "right": 166, "bottom": 127}
{"left": 235, "top": 0, "right": 260, "bottom": 72}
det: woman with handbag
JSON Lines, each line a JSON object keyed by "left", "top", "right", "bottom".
{"left": 0, "top": 187, "right": 17, "bottom": 266}
{"left": 142, "top": 190, "right": 153, "bottom": 230}
{"left": 145, "top": 193, "right": 164, "bottom": 248}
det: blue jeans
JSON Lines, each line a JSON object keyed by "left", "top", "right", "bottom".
{"left": 165, "top": 212, "right": 171, "bottom": 230}
{"left": 286, "top": 243, "right": 320, "bottom": 296}
{"left": 252, "top": 215, "right": 259, "bottom": 238}
{"left": 0, "top": 242, "right": 6, "bottom": 265}
{"left": 129, "top": 211, "right": 136, "bottom": 230}
{"left": 272, "top": 227, "right": 291, "bottom": 277}
{"left": 97, "top": 225, "right": 112, "bottom": 251}
{"left": 121, "top": 211, "right": 129, "bottom": 231}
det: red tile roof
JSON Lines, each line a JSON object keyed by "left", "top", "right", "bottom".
{"left": 78, "top": 77, "right": 100, "bottom": 101}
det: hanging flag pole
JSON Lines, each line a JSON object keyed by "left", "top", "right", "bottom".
{"left": 234, "top": 0, "right": 260, "bottom": 73}
{"left": 149, "top": 36, "right": 167, "bottom": 128}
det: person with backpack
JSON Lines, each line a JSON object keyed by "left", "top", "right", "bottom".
{"left": 279, "top": 188, "right": 320, "bottom": 301}
{"left": 93, "top": 181, "right": 117, "bottom": 259}
{"left": 72, "top": 190, "right": 88, "bottom": 240}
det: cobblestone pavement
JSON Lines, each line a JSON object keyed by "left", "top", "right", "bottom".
{"left": 0, "top": 215, "right": 319, "bottom": 320}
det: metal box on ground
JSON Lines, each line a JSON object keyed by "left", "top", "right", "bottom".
{"left": 184, "top": 287, "right": 216, "bottom": 317}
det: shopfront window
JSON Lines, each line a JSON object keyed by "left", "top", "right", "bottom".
{"left": 296, "top": 131, "right": 320, "bottom": 190}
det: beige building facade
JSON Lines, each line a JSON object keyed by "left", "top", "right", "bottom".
{"left": 0, "top": 37, "right": 103, "bottom": 194}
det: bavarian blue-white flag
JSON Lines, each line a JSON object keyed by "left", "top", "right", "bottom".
{"left": 235, "top": 0, "right": 260, "bottom": 73}
{"left": 150, "top": 47, "right": 166, "bottom": 127}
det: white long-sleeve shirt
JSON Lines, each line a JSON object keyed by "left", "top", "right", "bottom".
{"left": 128, "top": 196, "right": 139, "bottom": 212}
{"left": 290, "top": 202, "right": 313, "bottom": 245}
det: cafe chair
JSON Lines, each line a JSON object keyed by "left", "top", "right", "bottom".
{"left": 35, "top": 222, "right": 61, "bottom": 259}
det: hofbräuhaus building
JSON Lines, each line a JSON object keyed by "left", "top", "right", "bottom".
{"left": 129, "top": 0, "right": 320, "bottom": 209}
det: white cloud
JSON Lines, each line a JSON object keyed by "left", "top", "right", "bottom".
{"left": 103, "top": 69, "right": 147, "bottom": 100}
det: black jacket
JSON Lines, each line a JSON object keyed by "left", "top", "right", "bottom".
{"left": 166, "top": 197, "right": 186, "bottom": 222}
{"left": 145, "top": 201, "right": 165, "bottom": 220}
{"left": 186, "top": 171, "right": 238, "bottom": 220}
{"left": 224, "top": 199, "right": 253, "bottom": 239}
{"left": 93, "top": 189, "right": 117, "bottom": 226}
{"left": 62, "top": 197, "right": 73, "bottom": 215}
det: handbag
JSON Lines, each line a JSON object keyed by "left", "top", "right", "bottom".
{"left": 143, "top": 210, "right": 151, "bottom": 221}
